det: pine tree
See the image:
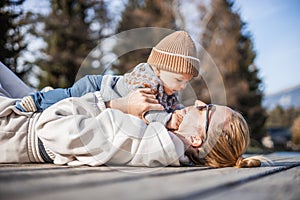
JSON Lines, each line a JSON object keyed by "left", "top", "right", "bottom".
{"left": 31, "top": 0, "right": 109, "bottom": 89}
{"left": 112, "top": 0, "right": 177, "bottom": 74}
{"left": 191, "top": 0, "right": 267, "bottom": 142}
{"left": 236, "top": 31, "right": 267, "bottom": 142}
{"left": 0, "top": 0, "right": 29, "bottom": 79}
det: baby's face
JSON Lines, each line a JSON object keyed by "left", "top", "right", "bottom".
{"left": 158, "top": 70, "right": 193, "bottom": 95}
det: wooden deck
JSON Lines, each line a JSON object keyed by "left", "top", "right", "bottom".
{"left": 1, "top": 152, "right": 299, "bottom": 200}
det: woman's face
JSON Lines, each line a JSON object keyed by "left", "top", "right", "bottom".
{"left": 176, "top": 100, "right": 231, "bottom": 148}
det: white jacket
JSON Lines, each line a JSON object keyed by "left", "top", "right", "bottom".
{"left": 0, "top": 92, "right": 188, "bottom": 167}
{"left": 0, "top": 96, "right": 44, "bottom": 163}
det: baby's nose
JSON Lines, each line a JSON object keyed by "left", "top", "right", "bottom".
{"left": 179, "top": 82, "right": 187, "bottom": 90}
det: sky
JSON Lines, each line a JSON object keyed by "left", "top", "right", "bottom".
{"left": 234, "top": 0, "right": 300, "bottom": 95}
{"left": 22, "top": 0, "right": 300, "bottom": 95}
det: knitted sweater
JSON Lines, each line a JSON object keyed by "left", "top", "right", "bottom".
{"left": 100, "top": 63, "right": 183, "bottom": 125}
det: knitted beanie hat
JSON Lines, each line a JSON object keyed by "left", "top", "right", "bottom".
{"left": 147, "top": 31, "right": 200, "bottom": 77}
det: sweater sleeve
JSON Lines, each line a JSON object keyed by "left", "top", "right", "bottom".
{"left": 143, "top": 110, "right": 172, "bottom": 126}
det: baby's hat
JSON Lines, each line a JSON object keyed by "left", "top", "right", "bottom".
{"left": 147, "top": 31, "right": 200, "bottom": 77}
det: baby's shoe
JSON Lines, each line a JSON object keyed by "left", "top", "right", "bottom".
{"left": 41, "top": 86, "right": 53, "bottom": 92}
{"left": 15, "top": 95, "right": 37, "bottom": 112}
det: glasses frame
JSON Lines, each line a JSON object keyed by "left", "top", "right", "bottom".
{"left": 195, "top": 104, "right": 214, "bottom": 142}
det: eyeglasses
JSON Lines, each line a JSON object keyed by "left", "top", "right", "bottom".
{"left": 196, "top": 104, "right": 214, "bottom": 142}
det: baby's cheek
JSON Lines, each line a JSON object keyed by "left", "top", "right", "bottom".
{"left": 162, "top": 85, "right": 173, "bottom": 95}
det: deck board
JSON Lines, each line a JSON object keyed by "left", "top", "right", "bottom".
{"left": 0, "top": 153, "right": 299, "bottom": 200}
{"left": 204, "top": 166, "right": 300, "bottom": 200}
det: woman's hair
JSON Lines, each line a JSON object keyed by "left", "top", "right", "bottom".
{"left": 194, "top": 107, "right": 262, "bottom": 168}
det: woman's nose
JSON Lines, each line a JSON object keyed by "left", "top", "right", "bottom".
{"left": 195, "top": 100, "right": 206, "bottom": 106}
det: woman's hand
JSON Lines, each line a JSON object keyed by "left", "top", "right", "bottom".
{"left": 106, "top": 88, "right": 164, "bottom": 118}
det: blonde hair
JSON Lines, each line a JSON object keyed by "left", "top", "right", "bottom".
{"left": 194, "top": 108, "right": 262, "bottom": 168}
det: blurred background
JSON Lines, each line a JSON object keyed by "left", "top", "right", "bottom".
{"left": 1, "top": 0, "right": 299, "bottom": 153}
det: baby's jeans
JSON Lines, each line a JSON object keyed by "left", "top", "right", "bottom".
{"left": 26, "top": 75, "right": 103, "bottom": 112}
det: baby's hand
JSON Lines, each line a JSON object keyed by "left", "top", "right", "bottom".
{"left": 166, "top": 110, "right": 184, "bottom": 130}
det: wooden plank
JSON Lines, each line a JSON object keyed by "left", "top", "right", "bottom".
{"left": 0, "top": 165, "right": 209, "bottom": 199}
{"left": 204, "top": 166, "right": 300, "bottom": 200}
{"left": 0, "top": 154, "right": 299, "bottom": 200}
{"left": 0, "top": 166, "right": 291, "bottom": 199}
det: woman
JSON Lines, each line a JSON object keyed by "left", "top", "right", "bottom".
{"left": 0, "top": 63, "right": 261, "bottom": 168}
{"left": 0, "top": 92, "right": 261, "bottom": 168}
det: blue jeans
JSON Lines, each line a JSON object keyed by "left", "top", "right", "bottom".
{"left": 24, "top": 75, "right": 103, "bottom": 112}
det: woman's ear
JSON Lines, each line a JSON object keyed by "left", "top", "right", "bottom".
{"left": 191, "top": 135, "right": 203, "bottom": 148}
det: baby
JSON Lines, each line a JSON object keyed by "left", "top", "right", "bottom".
{"left": 16, "top": 31, "right": 200, "bottom": 130}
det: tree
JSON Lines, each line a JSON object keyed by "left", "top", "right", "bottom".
{"left": 0, "top": 0, "right": 29, "bottom": 79}
{"left": 30, "top": 0, "right": 109, "bottom": 89}
{"left": 291, "top": 116, "right": 300, "bottom": 145}
{"left": 191, "top": 0, "right": 267, "bottom": 142}
{"left": 266, "top": 106, "right": 286, "bottom": 128}
{"left": 112, "top": 0, "right": 177, "bottom": 74}
{"left": 266, "top": 106, "right": 300, "bottom": 128}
